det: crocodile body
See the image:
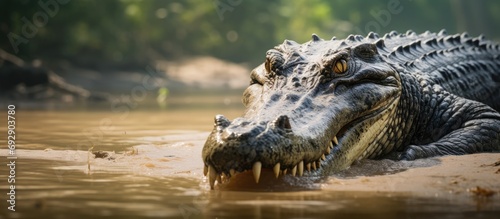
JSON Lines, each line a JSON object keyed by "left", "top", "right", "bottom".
{"left": 202, "top": 30, "right": 500, "bottom": 188}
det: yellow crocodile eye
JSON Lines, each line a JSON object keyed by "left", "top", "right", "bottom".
{"left": 333, "top": 59, "right": 348, "bottom": 74}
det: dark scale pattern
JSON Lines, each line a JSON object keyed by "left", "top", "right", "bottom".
{"left": 202, "top": 30, "right": 500, "bottom": 179}
{"left": 400, "top": 79, "right": 500, "bottom": 159}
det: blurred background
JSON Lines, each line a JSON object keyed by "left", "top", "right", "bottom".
{"left": 2, "top": 2, "right": 500, "bottom": 218}
{"left": 1, "top": 0, "right": 500, "bottom": 109}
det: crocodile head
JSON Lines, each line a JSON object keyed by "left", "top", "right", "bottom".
{"left": 202, "top": 35, "right": 402, "bottom": 188}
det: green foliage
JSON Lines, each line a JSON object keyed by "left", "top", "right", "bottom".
{"left": 1, "top": 0, "right": 499, "bottom": 69}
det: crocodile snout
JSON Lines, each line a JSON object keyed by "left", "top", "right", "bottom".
{"left": 203, "top": 114, "right": 301, "bottom": 188}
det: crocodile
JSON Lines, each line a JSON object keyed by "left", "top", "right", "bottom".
{"left": 202, "top": 30, "right": 500, "bottom": 189}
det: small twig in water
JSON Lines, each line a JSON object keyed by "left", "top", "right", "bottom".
{"left": 88, "top": 145, "right": 95, "bottom": 175}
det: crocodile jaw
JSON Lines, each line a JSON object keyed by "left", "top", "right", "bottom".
{"left": 202, "top": 89, "right": 400, "bottom": 189}
{"left": 202, "top": 37, "right": 402, "bottom": 189}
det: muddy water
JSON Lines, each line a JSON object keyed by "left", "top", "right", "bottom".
{"left": 1, "top": 105, "right": 499, "bottom": 218}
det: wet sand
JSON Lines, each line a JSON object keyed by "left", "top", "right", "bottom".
{"left": 324, "top": 154, "right": 500, "bottom": 198}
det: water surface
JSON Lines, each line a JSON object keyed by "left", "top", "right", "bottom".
{"left": 0, "top": 104, "right": 498, "bottom": 219}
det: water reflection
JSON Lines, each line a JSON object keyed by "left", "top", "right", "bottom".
{"left": 7, "top": 159, "right": 201, "bottom": 218}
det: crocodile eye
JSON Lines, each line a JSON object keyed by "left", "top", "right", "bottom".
{"left": 333, "top": 59, "right": 348, "bottom": 74}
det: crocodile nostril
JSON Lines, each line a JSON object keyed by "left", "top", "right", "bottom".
{"left": 214, "top": 114, "right": 231, "bottom": 128}
{"left": 274, "top": 115, "right": 292, "bottom": 131}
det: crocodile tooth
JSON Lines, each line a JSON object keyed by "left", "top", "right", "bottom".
{"left": 273, "top": 163, "right": 281, "bottom": 178}
{"left": 306, "top": 163, "right": 311, "bottom": 171}
{"left": 332, "top": 136, "right": 339, "bottom": 145}
{"left": 312, "top": 162, "right": 316, "bottom": 170}
{"left": 292, "top": 165, "right": 297, "bottom": 176}
{"left": 298, "top": 161, "right": 304, "bottom": 176}
{"left": 209, "top": 165, "right": 217, "bottom": 189}
{"left": 229, "top": 169, "right": 236, "bottom": 177}
{"left": 321, "top": 154, "right": 326, "bottom": 160}
{"left": 216, "top": 174, "right": 222, "bottom": 184}
{"left": 283, "top": 169, "right": 288, "bottom": 175}
{"left": 203, "top": 165, "right": 208, "bottom": 176}
{"left": 326, "top": 147, "right": 331, "bottom": 154}
{"left": 252, "top": 162, "right": 262, "bottom": 183}
{"left": 317, "top": 161, "right": 321, "bottom": 168}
